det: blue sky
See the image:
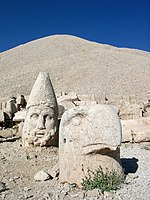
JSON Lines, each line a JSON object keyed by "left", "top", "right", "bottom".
{"left": 0, "top": 0, "right": 150, "bottom": 52}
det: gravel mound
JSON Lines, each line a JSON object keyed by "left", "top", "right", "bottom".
{"left": 0, "top": 34, "right": 150, "bottom": 100}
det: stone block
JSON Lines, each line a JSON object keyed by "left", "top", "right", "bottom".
{"left": 57, "top": 93, "right": 78, "bottom": 102}
{"left": 0, "top": 110, "right": 4, "bottom": 122}
{"left": 73, "top": 100, "right": 97, "bottom": 106}
{"left": 121, "top": 117, "right": 150, "bottom": 143}
{"left": 77, "top": 94, "right": 95, "bottom": 101}
{"left": 13, "top": 110, "right": 26, "bottom": 122}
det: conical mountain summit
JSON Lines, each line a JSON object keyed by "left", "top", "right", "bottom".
{"left": 0, "top": 35, "right": 149, "bottom": 100}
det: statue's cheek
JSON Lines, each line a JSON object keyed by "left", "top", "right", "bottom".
{"left": 25, "top": 117, "right": 38, "bottom": 131}
{"left": 45, "top": 118, "right": 55, "bottom": 130}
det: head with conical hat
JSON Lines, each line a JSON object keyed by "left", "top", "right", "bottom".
{"left": 22, "top": 72, "right": 58, "bottom": 147}
{"left": 26, "top": 72, "right": 58, "bottom": 110}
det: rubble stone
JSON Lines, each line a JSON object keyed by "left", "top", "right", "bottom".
{"left": 13, "top": 110, "right": 26, "bottom": 122}
{"left": 48, "top": 163, "right": 59, "bottom": 178}
{"left": 0, "top": 181, "right": 6, "bottom": 192}
{"left": 34, "top": 170, "right": 51, "bottom": 181}
{"left": 0, "top": 110, "right": 4, "bottom": 122}
{"left": 121, "top": 117, "right": 150, "bottom": 143}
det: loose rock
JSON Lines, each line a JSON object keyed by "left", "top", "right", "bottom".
{"left": 48, "top": 163, "right": 59, "bottom": 178}
{"left": 34, "top": 170, "right": 52, "bottom": 181}
{"left": 0, "top": 181, "right": 6, "bottom": 192}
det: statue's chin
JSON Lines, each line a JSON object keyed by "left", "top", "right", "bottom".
{"left": 25, "top": 129, "right": 56, "bottom": 146}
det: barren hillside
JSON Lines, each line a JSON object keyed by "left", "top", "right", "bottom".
{"left": 0, "top": 35, "right": 150, "bottom": 100}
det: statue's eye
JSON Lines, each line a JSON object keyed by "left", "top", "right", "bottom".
{"left": 30, "top": 113, "right": 39, "bottom": 119}
{"left": 71, "top": 116, "right": 81, "bottom": 126}
{"left": 44, "top": 115, "right": 51, "bottom": 121}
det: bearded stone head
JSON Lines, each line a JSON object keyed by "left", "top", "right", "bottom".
{"left": 22, "top": 72, "right": 58, "bottom": 147}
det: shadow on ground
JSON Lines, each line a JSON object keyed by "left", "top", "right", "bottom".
{"left": 121, "top": 157, "right": 139, "bottom": 175}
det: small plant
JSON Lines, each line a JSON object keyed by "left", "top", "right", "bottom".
{"left": 12, "top": 124, "right": 19, "bottom": 133}
{"left": 81, "top": 166, "right": 125, "bottom": 193}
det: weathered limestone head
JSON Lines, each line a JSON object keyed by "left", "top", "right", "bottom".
{"left": 5, "top": 96, "right": 17, "bottom": 120}
{"left": 22, "top": 72, "right": 58, "bottom": 147}
{"left": 59, "top": 104, "right": 122, "bottom": 186}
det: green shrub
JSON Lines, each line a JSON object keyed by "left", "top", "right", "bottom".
{"left": 81, "top": 166, "right": 125, "bottom": 193}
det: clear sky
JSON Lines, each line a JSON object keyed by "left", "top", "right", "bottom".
{"left": 0, "top": 0, "right": 150, "bottom": 52}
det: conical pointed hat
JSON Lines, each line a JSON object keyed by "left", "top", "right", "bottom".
{"left": 27, "top": 72, "right": 57, "bottom": 109}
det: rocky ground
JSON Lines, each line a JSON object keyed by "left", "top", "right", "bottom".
{"left": 0, "top": 139, "right": 150, "bottom": 200}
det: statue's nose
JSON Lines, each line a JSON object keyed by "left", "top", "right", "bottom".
{"left": 38, "top": 116, "right": 45, "bottom": 130}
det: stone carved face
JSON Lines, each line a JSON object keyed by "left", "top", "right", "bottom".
{"left": 23, "top": 104, "right": 57, "bottom": 146}
{"left": 61, "top": 106, "right": 121, "bottom": 154}
{"left": 59, "top": 105, "right": 123, "bottom": 185}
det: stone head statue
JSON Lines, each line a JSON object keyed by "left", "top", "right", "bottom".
{"left": 5, "top": 96, "right": 17, "bottom": 120}
{"left": 16, "top": 94, "right": 27, "bottom": 110}
{"left": 59, "top": 104, "right": 123, "bottom": 186}
{"left": 22, "top": 72, "right": 58, "bottom": 147}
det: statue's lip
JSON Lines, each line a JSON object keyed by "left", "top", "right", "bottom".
{"left": 36, "top": 131, "right": 45, "bottom": 137}
{"left": 36, "top": 132, "right": 44, "bottom": 134}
